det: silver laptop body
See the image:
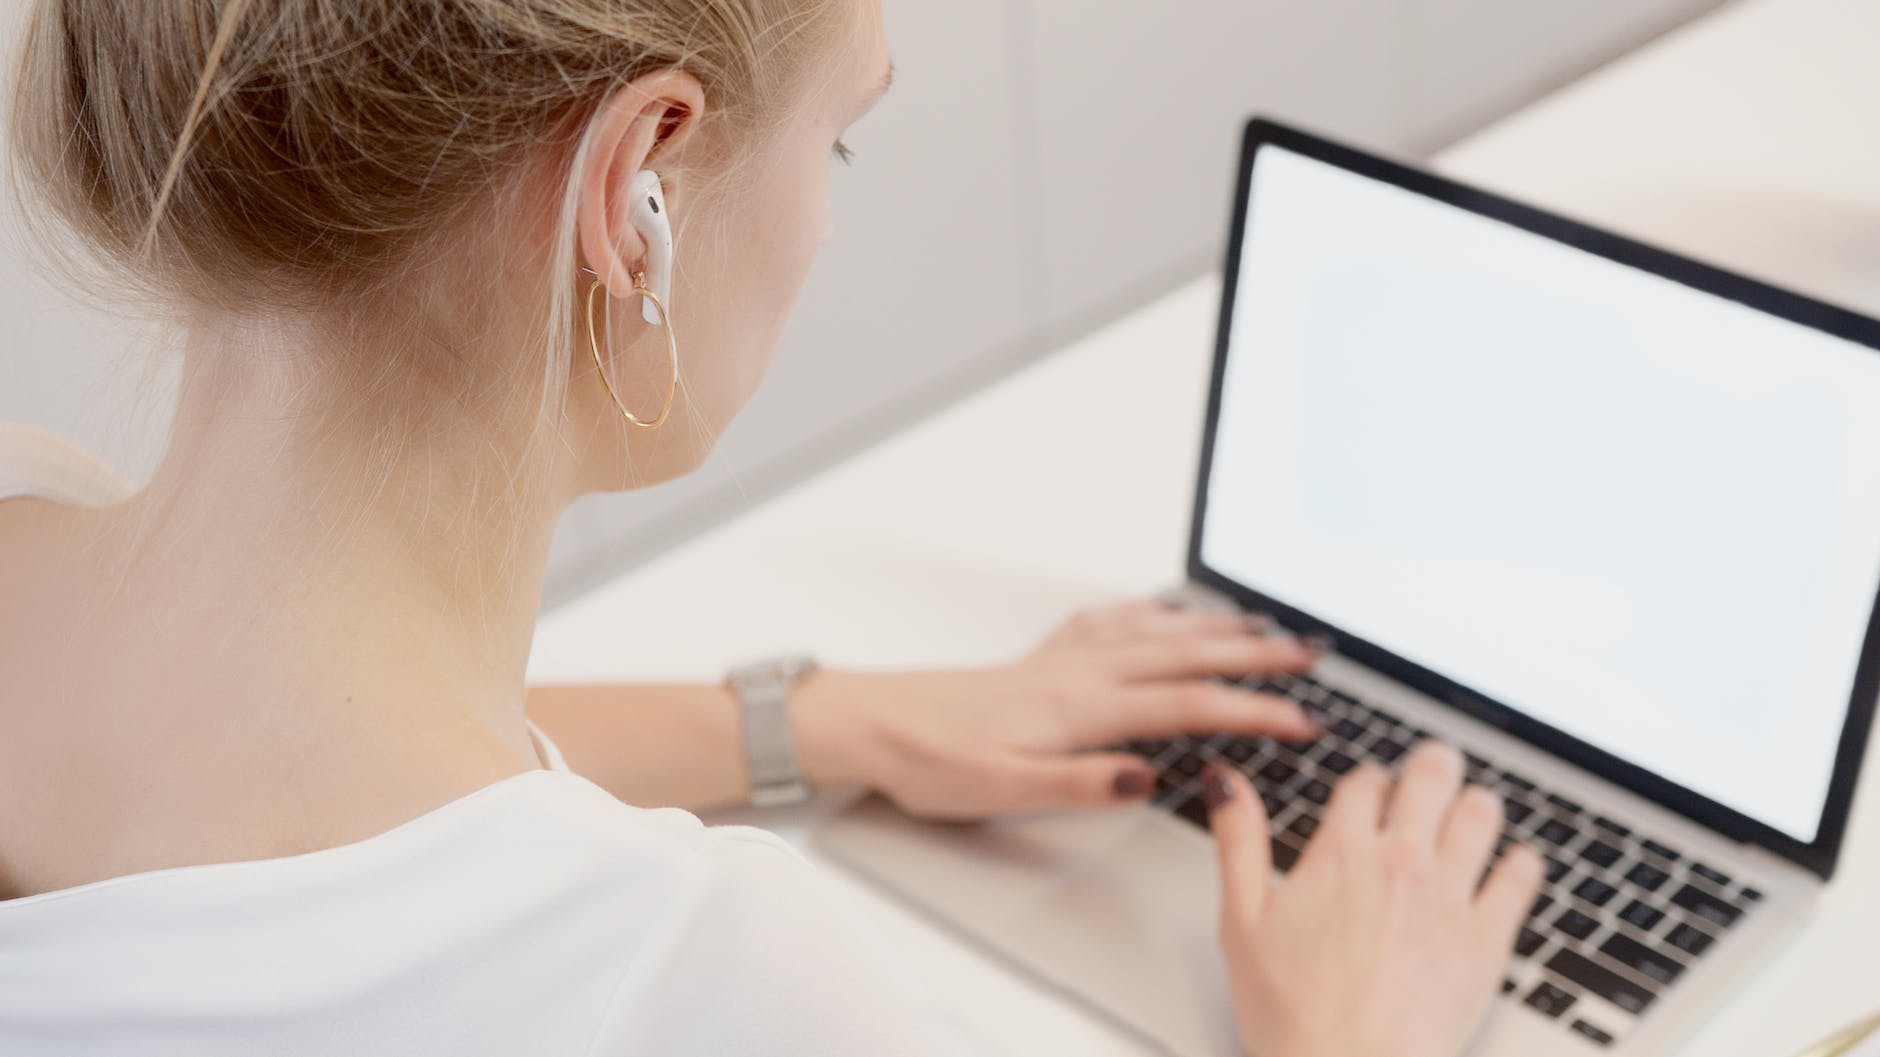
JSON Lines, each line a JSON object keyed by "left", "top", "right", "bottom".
{"left": 822, "top": 117, "right": 1880, "bottom": 1057}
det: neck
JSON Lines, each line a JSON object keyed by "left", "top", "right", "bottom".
{"left": 107, "top": 314, "right": 571, "bottom": 772}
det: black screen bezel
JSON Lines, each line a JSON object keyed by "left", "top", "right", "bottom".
{"left": 1187, "top": 116, "right": 1880, "bottom": 880}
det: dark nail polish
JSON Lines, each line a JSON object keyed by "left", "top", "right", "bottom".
{"left": 1112, "top": 767, "right": 1153, "bottom": 799}
{"left": 1202, "top": 765, "right": 1235, "bottom": 810}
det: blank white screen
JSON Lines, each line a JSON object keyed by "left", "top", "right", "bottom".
{"left": 1200, "top": 145, "right": 1880, "bottom": 843}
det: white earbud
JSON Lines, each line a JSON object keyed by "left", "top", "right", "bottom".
{"left": 628, "top": 169, "right": 674, "bottom": 325}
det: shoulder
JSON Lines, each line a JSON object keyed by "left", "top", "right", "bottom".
{"left": 524, "top": 785, "right": 975, "bottom": 1057}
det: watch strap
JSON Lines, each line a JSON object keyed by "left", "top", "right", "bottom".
{"left": 727, "top": 656, "right": 815, "bottom": 807}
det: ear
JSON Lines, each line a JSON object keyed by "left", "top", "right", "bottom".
{"left": 576, "top": 70, "right": 707, "bottom": 299}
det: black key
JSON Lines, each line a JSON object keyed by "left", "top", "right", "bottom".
{"left": 1619, "top": 899, "right": 1665, "bottom": 933}
{"left": 1671, "top": 883, "right": 1742, "bottom": 928}
{"left": 1222, "top": 738, "right": 1258, "bottom": 763}
{"left": 1740, "top": 886, "right": 1764, "bottom": 903}
{"left": 1153, "top": 771, "right": 1183, "bottom": 801}
{"left": 1598, "top": 932, "right": 1687, "bottom": 986}
{"left": 1257, "top": 758, "right": 1297, "bottom": 785}
{"left": 1580, "top": 840, "right": 1622, "bottom": 869}
{"left": 1574, "top": 877, "right": 1618, "bottom": 908}
{"left": 1270, "top": 837, "right": 1301, "bottom": 873}
{"left": 1547, "top": 793, "right": 1584, "bottom": 815}
{"left": 1328, "top": 718, "right": 1366, "bottom": 742}
{"left": 1625, "top": 861, "right": 1670, "bottom": 892}
{"left": 1571, "top": 1020, "right": 1615, "bottom": 1047}
{"left": 1641, "top": 838, "right": 1681, "bottom": 863}
{"left": 1299, "top": 778, "right": 1332, "bottom": 805}
{"left": 1528, "top": 893, "right": 1556, "bottom": 920}
{"left": 1536, "top": 818, "right": 1577, "bottom": 846}
{"left": 1666, "top": 922, "right": 1715, "bottom": 957}
{"left": 1464, "top": 752, "right": 1492, "bottom": 780}
{"left": 1690, "top": 862, "right": 1732, "bottom": 888}
{"left": 1371, "top": 739, "right": 1408, "bottom": 763}
{"left": 1544, "top": 855, "right": 1571, "bottom": 884}
{"left": 1171, "top": 752, "right": 1205, "bottom": 778}
{"left": 1288, "top": 813, "right": 1319, "bottom": 840}
{"left": 1554, "top": 908, "right": 1599, "bottom": 941}
{"left": 1300, "top": 700, "right": 1336, "bottom": 729}
{"left": 1261, "top": 792, "right": 1287, "bottom": 817}
{"left": 1267, "top": 740, "right": 1307, "bottom": 762}
{"left": 1515, "top": 927, "right": 1546, "bottom": 957}
{"left": 1591, "top": 815, "right": 1632, "bottom": 839}
{"left": 1546, "top": 948, "right": 1657, "bottom": 1015}
{"left": 1503, "top": 771, "right": 1537, "bottom": 793}
{"left": 1504, "top": 800, "right": 1535, "bottom": 825}
{"left": 1173, "top": 795, "right": 1210, "bottom": 830}
{"left": 1320, "top": 749, "right": 1357, "bottom": 774}
{"left": 1523, "top": 981, "right": 1578, "bottom": 1019}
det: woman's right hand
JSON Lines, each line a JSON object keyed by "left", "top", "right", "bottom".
{"left": 1206, "top": 741, "right": 1544, "bottom": 1057}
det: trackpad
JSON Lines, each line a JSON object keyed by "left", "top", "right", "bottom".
{"left": 819, "top": 794, "right": 1162, "bottom": 934}
{"left": 999, "top": 817, "right": 1240, "bottom": 1057}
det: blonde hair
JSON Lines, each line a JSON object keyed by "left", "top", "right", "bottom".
{"left": 8, "top": 0, "right": 847, "bottom": 434}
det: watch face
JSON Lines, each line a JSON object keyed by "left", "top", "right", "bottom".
{"left": 730, "top": 654, "right": 816, "bottom": 689}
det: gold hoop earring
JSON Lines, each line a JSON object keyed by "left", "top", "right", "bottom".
{"left": 584, "top": 270, "right": 678, "bottom": 430}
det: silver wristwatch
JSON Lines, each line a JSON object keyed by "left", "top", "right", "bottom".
{"left": 725, "top": 654, "right": 818, "bottom": 807}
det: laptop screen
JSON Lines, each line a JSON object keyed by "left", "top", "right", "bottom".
{"left": 1197, "top": 141, "right": 1880, "bottom": 846}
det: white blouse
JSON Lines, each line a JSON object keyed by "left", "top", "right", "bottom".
{"left": 0, "top": 425, "right": 973, "bottom": 1056}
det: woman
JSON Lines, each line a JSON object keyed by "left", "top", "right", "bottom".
{"left": 0, "top": 0, "right": 1543, "bottom": 1054}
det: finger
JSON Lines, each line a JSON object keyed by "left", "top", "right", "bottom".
{"left": 1096, "top": 682, "right": 1319, "bottom": 743}
{"left": 1436, "top": 784, "right": 1505, "bottom": 891}
{"left": 1106, "top": 634, "right": 1318, "bottom": 683}
{"left": 1475, "top": 842, "right": 1546, "bottom": 953}
{"left": 989, "top": 751, "right": 1158, "bottom": 814}
{"left": 1206, "top": 764, "right": 1273, "bottom": 930}
{"left": 1319, "top": 759, "right": 1391, "bottom": 838}
{"left": 1382, "top": 739, "right": 1466, "bottom": 844}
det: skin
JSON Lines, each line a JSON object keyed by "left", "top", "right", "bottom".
{"left": 0, "top": 2, "right": 1538, "bottom": 1053}
{"left": 1212, "top": 744, "right": 1544, "bottom": 1057}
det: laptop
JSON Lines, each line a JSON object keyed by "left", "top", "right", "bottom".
{"left": 820, "top": 116, "right": 1880, "bottom": 1056}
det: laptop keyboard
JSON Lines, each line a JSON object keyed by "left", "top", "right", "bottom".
{"left": 1123, "top": 671, "right": 1765, "bottom": 1049}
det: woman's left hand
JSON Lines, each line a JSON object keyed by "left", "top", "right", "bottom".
{"left": 791, "top": 599, "right": 1323, "bottom": 820}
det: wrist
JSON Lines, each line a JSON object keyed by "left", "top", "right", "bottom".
{"left": 787, "top": 666, "right": 883, "bottom": 793}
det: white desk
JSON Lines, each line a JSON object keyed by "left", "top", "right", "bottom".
{"left": 530, "top": 0, "right": 1880, "bottom": 1052}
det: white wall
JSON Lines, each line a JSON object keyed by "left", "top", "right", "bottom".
{"left": 0, "top": 0, "right": 1727, "bottom": 606}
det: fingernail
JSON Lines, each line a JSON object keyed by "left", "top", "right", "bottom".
{"left": 1202, "top": 765, "right": 1235, "bottom": 810}
{"left": 1301, "top": 633, "right": 1334, "bottom": 655}
{"left": 1112, "top": 767, "right": 1154, "bottom": 799}
{"left": 1240, "top": 611, "right": 1275, "bottom": 635}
